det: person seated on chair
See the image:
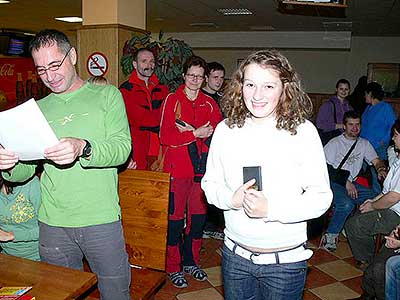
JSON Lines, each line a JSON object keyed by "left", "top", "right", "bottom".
{"left": 356, "top": 224, "right": 400, "bottom": 300}
{"left": 321, "top": 110, "right": 387, "bottom": 252}
{"left": 345, "top": 119, "right": 400, "bottom": 267}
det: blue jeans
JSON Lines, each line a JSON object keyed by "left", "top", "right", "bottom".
{"left": 222, "top": 244, "right": 307, "bottom": 300}
{"left": 386, "top": 255, "right": 400, "bottom": 300}
{"left": 327, "top": 181, "right": 378, "bottom": 234}
{"left": 39, "top": 221, "right": 131, "bottom": 300}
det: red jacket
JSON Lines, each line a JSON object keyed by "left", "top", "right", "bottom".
{"left": 160, "top": 85, "right": 223, "bottom": 179}
{"left": 120, "top": 71, "right": 169, "bottom": 169}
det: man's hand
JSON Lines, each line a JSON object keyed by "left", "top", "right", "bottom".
{"left": 389, "top": 225, "right": 400, "bottom": 239}
{"left": 346, "top": 181, "right": 358, "bottom": 199}
{"left": 243, "top": 188, "right": 268, "bottom": 218}
{"left": 0, "top": 146, "right": 18, "bottom": 170}
{"left": 377, "top": 167, "right": 387, "bottom": 181}
{"left": 126, "top": 158, "right": 137, "bottom": 169}
{"left": 193, "top": 122, "right": 213, "bottom": 139}
{"left": 385, "top": 236, "right": 400, "bottom": 249}
{"left": 231, "top": 179, "right": 256, "bottom": 209}
{"left": 44, "top": 138, "right": 86, "bottom": 165}
{"left": 359, "top": 199, "right": 374, "bottom": 213}
{"left": 0, "top": 228, "right": 14, "bottom": 242}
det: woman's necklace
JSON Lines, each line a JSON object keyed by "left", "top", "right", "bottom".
{"left": 183, "top": 88, "right": 197, "bottom": 101}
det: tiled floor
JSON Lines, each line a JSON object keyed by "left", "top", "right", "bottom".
{"left": 155, "top": 234, "right": 364, "bottom": 300}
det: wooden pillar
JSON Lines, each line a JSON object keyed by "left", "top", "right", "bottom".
{"left": 77, "top": 0, "right": 147, "bottom": 86}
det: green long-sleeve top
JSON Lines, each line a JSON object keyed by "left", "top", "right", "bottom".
{"left": 3, "top": 83, "right": 131, "bottom": 227}
{"left": 0, "top": 176, "right": 41, "bottom": 261}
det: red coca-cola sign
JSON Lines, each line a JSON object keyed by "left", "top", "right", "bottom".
{"left": 0, "top": 57, "right": 49, "bottom": 111}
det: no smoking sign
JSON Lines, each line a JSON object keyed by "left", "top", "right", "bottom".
{"left": 86, "top": 52, "right": 108, "bottom": 77}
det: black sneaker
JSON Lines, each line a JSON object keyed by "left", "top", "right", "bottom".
{"left": 169, "top": 272, "right": 188, "bottom": 288}
{"left": 183, "top": 265, "right": 208, "bottom": 281}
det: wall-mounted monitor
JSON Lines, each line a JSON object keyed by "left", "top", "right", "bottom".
{"left": 0, "top": 32, "right": 32, "bottom": 57}
{"left": 8, "top": 37, "right": 25, "bottom": 55}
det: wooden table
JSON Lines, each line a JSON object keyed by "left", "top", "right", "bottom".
{"left": 0, "top": 253, "right": 97, "bottom": 300}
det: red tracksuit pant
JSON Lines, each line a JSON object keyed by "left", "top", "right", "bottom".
{"left": 166, "top": 177, "right": 207, "bottom": 273}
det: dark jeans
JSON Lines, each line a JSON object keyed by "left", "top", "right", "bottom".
{"left": 362, "top": 246, "right": 398, "bottom": 300}
{"left": 345, "top": 209, "right": 400, "bottom": 263}
{"left": 222, "top": 244, "right": 307, "bottom": 300}
{"left": 39, "top": 221, "right": 131, "bottom": 300}
{"left": 327, "top": 181, "right": 378, "bottom": 234}
{"left": 386, "top": 255, "right": 400, "bottom": 300}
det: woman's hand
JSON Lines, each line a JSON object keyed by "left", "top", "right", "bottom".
{"left": 193, "top": 122, "right": 213, "bottom": 138}
{"left": 243, "top": 188, "right": 268, "bottom": 218}
{"left": 0, "top": 228, "right": 14, "bottom": 241}
{"left": 231, "top": 179, "right": 256, "bottom": 209}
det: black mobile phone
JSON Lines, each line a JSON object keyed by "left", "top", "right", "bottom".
{"left": 243, "top": 166, "right": 262, "bottom": 191}
{"left": 175, "top": 119, "right": 186, "bottom": 127}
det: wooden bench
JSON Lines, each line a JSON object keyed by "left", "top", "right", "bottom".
{"left": 84, "top": 169, "right": 170, "bottom": 300}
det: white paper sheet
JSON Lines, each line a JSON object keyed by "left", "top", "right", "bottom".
{"left": 0, "top": 98, "right": 59, "bottom": 160}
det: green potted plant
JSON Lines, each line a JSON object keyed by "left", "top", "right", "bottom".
{"left": 121, "top": 31, "right": 193, "bottom": 91}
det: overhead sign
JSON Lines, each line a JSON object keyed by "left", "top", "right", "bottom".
{"left": 86, "top": 52, "right": 108, "bottom": 77}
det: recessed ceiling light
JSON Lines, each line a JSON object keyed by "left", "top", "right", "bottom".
{"left": 249, "top": 25, "right": 275, "bottom": 31}
{"left": 190, "top": 22, "right": 218, "bottom": 28}
{"left": 55, "top": 17, "right": 83, "bottom": 23}
{"left": 0, "top": 0, "right": 11, "bottom": 4}
{"left": 217, "top": 8, "right": 253, "bottom": 15}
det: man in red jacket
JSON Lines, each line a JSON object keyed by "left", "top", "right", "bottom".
{"left": 120, "top": 48, "right": 169, "bottom": 170}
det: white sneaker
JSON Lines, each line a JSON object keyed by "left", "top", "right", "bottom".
{"left": 319, "top": 233, "right": 339, "bottom": 252}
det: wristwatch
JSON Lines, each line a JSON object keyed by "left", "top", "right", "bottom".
{"left": 81, "top": 140, "right": 92, "bottom": 158}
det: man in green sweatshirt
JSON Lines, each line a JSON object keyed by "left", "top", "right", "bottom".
{"left": 0, "top": 30, "right": 132, "bottom": 300}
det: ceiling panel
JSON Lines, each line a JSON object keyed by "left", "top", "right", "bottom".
{"left": 0, "top": 0, "right": 399, "bottom": 36}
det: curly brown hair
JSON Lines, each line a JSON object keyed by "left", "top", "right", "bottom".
{"left": 221, "top": 50, "right": 312, "bottom": 135}
{"left": 0, "top": 173, "right": 13, "bottom": 195}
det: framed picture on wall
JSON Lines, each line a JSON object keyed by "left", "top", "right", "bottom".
{"left": 367, "top": 63, "right": 400, "bottom": 98}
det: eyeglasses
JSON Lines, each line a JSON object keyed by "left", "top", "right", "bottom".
{"left": 185, "top": 73, "right": 204, "bottom": 80}
{"left": 36, "top": 48, "right": 72, "bottom": 76}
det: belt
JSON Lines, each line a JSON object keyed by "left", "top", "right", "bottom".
{"left": 224, "top": 238, "right": 313, "bottom": 265}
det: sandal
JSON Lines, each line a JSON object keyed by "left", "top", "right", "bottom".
{"left": 169, "top": 272, "right": 188, "bottom": 288}
{"left": 183, "top": 265, "right": 208, "bottom": 281}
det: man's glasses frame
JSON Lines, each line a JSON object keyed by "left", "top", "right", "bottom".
{"left": 36, "top": 47, "right": 72, "bottom": 76}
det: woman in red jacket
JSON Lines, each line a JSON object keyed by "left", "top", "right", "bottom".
{"left": 159, "top": 56, "right": 222, "bottom": 288}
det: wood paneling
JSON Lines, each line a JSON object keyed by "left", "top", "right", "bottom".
{"left": 77, "top": 24, "right": 148, "bottom": 86}
{"left": 308, "top": 93, "right": 400, "bottom": 123}
{"left": 119, "top": 169, "right": 170, "bottom": 271}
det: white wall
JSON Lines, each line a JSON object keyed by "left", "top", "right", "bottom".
{"left": 191, "top": 36, "right": 400, "bottom": 94}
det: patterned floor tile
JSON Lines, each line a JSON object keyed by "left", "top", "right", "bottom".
{"left": 155, "top": 235, "right": 364, "bottom": 300}
{"left": 310, "top": 282, "right": 360, "bottom": 300}
{"left": 309, "top": 248, "right": 340, "bottom": 266}
{"left": 305, "top": 266, "right": 337, "bottom": 289}
{"left": 176, "top": 287, "right": 224, "bottom": 300}
{"left": 204, "top": 266, "right": 223, "bottom": 287}
{"left": 342, "top": 276, "right": 364, "bottom": 295}
{"left": 304, "top": 290, "right": 322, "bottom": 300}
{"left": 315, "top": 260, "right": 363, "bottom": 281}
{"left": 332, "top": 240, "right": 354, "bottom": 259}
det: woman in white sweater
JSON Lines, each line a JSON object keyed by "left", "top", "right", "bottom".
{"left": 201, "top": 50, "right": 332, "bottom": 300}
